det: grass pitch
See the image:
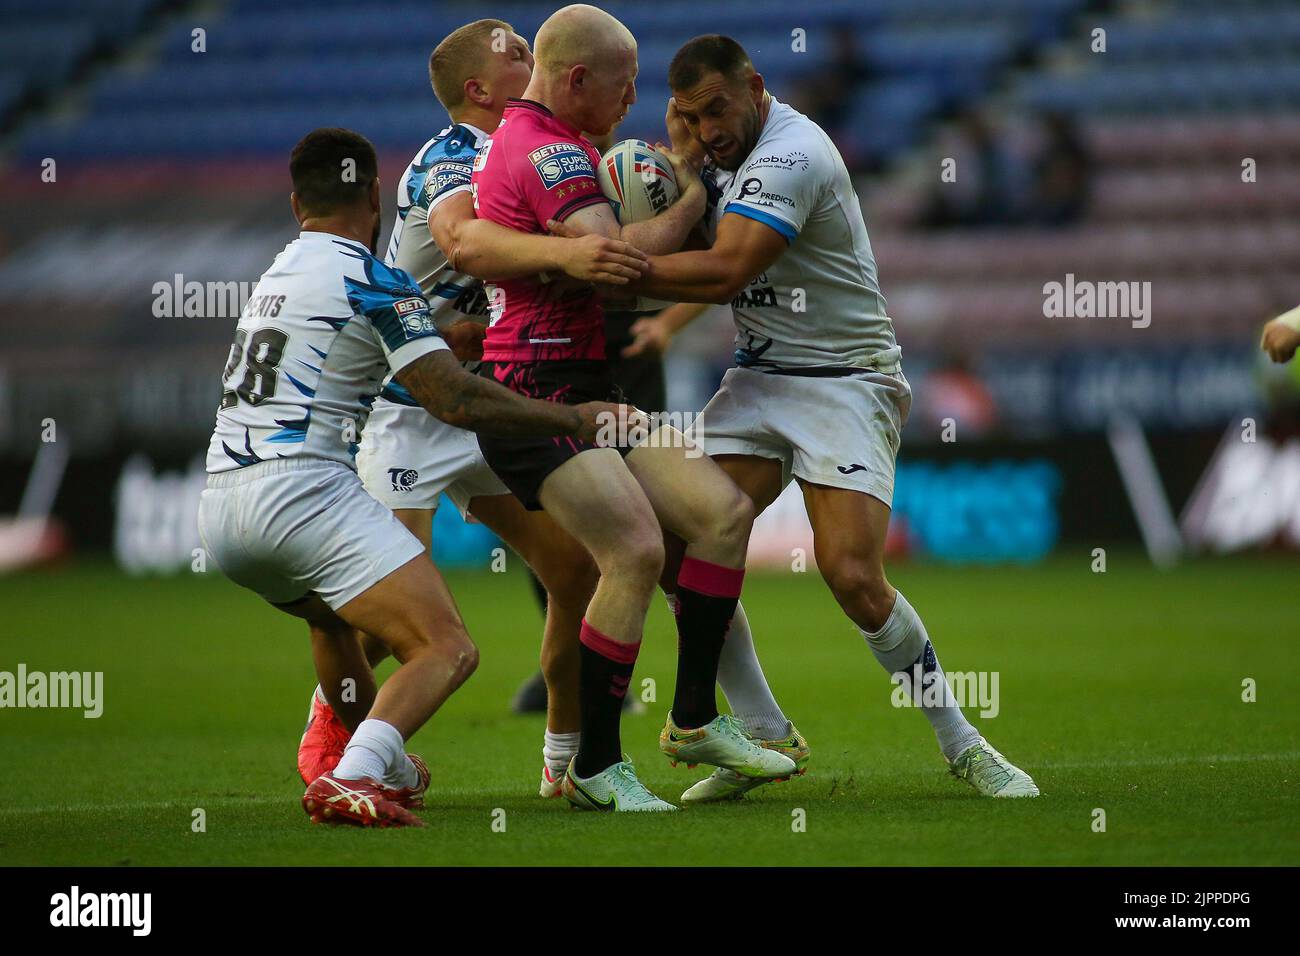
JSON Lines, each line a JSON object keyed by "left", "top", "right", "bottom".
{"left": 1, "top": 553, "right": 1296, "bottom": 866}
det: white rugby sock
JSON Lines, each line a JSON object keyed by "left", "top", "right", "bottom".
{"left": 543, "top": 730, "right": 581, "bottom": 777}
{"left": 860, "top": 591, "right": 980, "bottom": 762}
{"left": 381, "top": 755, "right": 420, "bottom": 790}
{"left": 712, "top": 598, "right": 790, "bottom": 741}
{"left": 334, "top": 718, "right": 405, "bottom": 782}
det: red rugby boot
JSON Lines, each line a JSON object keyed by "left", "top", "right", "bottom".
{"left": 302, "top": 773, "right": 425, "bottom": 828}
{"left": 377, "top": 754, "right": 431, "bottom": 809}
{"left": 297, "top": 692, "right": 351, "bottom": 785}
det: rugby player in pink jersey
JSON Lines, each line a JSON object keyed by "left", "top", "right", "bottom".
{"left": 461, "top": 3, "right": 796, "bottom": 811}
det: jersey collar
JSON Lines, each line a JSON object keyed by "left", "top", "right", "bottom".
{"left": 507, "top": 97, "right": 586, "bottom": 139}
{"left": 758, "top": 93, "right": 781, "bottom": 137}
{"left": 458, "top": 122, "right": 489, "bottom": 144}
{"left": 734, "top": 94, "right": 782, "bottom": 168}
{"left": 509, "top": 97, "right": 552, "bottom": 116}
{"left": 299, "top": 229, "right": 369, "bottom": 254}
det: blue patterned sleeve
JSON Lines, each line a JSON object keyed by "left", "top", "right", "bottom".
{"left": 345, "top": 258, "right": 448, "bottom": 373}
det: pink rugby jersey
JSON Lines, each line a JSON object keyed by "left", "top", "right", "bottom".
{"left": 470, "top": 98, "right": 609, "bottom": 362}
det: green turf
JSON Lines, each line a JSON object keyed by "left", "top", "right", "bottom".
{"left": 1, "top": 553, "right": 1296, "bottom": 866}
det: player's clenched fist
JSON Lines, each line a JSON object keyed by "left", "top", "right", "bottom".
{"left": 1261, "top": 314, "right": 1300, "bottom": 363}
{"left": 440, "top": 318, "right": 486, "bottom": 362}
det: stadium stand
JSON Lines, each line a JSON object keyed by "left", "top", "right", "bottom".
{"left": 873, "top": 0, "right": 1300, "bottom": 352}
{"left": 10, "top": 0, "right": 1085, "bottom": 162}
{"left": 0, "top": 0, "right": 162, "bottom": 128}
{"left": 0, "top": 0, "right": 1286, "bottom": 462}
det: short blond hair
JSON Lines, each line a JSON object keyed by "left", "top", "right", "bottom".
{"left": 429, "top": 18, "right": 513, "bottom": 111}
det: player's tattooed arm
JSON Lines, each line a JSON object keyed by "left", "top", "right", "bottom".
{"left": 432, "top": 191, "right": 647, "bottom": 285}
{"left": 395, "top": 349, "right": 627, "bottom": 442}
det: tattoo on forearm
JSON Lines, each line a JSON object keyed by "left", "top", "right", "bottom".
{"left": 398, "top": 353, "right": 576, "bottom": 438}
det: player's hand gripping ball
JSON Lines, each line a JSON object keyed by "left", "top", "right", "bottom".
{"left": 597, "top": 139, "right": 680, "bottom": 224}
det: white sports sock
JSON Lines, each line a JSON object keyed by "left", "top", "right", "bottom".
{"left": 382, "top": 755, "right": 419, "bottom": 790}
{"left": 710, "top": 598, "right": 790, "bottom": 741}
{"left": 543, "top": 730, "right": 581, "bottom": 776}
{"left": 333, "top": 718, "right": 405, "bottom": 781}
{"left": 861, "top": 591, "right": 980, "bottom": 761}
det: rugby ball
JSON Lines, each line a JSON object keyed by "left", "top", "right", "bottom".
{"left": 597, "top": 139, "right": 679, "bottom": 224}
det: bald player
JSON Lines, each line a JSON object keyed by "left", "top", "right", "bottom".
{"left": 462, "top": 5, "right": 797, "bottom": 811}
{"left": 560, "top": 35, "right": 1040, "bottom": 801}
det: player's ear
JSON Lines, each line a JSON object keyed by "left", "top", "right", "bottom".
{"left": 570, "top": 64, "right": 586, "bottom": 92}
{"left": 749, "top": 72, "right": 765, "bottom": 106}
{"left": 369, "top": 177, "right": 381, "bottom": 213}
{"left": 464, "top": 77, "right": 489, "bottom": 108}
{"left": 290, "top": 192, "right": 304, "bottom": 225}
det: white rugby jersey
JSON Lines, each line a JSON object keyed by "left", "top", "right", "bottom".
{"left": 380, "top": 122, "right": 490, "bottom": 407}
{"left": 205, "top": 230, "right": 448, "bottom": 473}
{"left": 704, "top": 96, "right": 900, "bottom": 371}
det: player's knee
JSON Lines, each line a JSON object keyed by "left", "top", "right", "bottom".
{"left": 605, "top": 528, "right": 665, "bottom": 588}
{"left": 428, "top": 630, "right": 479, "bottom": 685}
{"left": 821, "top": 559, "right": 891, "bottom": 624}
{"left": 451, "top": 639, "right": 480, "bottom": 683}
{"left": 626, "top": 533, "right": 666, "bottom": 585}
{"left": 402, "top": 612, "right": 477, "bottom": 677}
{"left": 694, "top": 485, "right": 755, "bottom": 549}
{"left": 718, "top": 487, "right": 756, "bottom": 542}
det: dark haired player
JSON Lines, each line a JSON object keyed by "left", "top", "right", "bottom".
{"left": 198, "top": 128, "right": 630, "bottom": 827}
{"left": 576, "top": 35, "right": 1040, "bottom": 800}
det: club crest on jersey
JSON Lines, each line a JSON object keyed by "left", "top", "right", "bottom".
{"left": 388, "top": 468, "right": 418, "bottom": 492}
{"left": 529, "top": 142, "right": 593, "bottom": 189}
